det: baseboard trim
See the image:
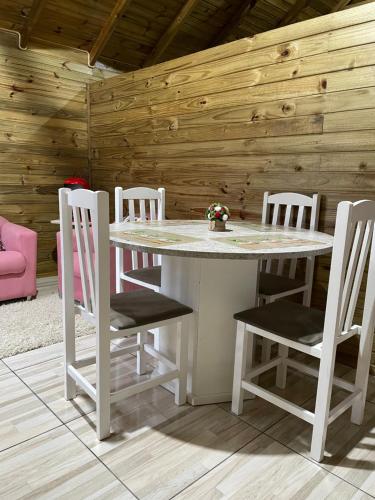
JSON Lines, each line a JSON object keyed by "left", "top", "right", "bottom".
{"left": 37, "top": 275, "right": 58, "bottom": 288}
{"left": 162, "top": 379, "right": 234, "bottom": 406}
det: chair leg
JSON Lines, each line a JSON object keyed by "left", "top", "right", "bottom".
{"left": 351, "top": 327, "right": 374, "bottom": 425}
{"left": 246, "top": 331, "right": 257, "bottom": 400}
{"left": 261, "top": 338, "right": 272, "bottom": 363}
{"left": 63, "top": 280, "right": 76, "bottom": 401}
{"left": 175, "top": 318, "right": 189, "bottom": 406}
{"left": 136, "top": 331, "right": 148, "bottom": 376}
{"left": 310, "top": 353, "right": 335, "bottom": 462}
{"left": 115, "top": 247, "right": 123, "bottom": 294}
{"left": 303, "top": 256, "right": 314, "bottom": 307}
{"left": 261, "top": 296, "right": 273, "bottom": 364}
{"left": 152, "top": 327, "right": 160, "bottom": 351}
{"left": 65, "top": 348, "right": 77, "bottom": 401}
{"left": 232, "top": 321, "right": 249, "bottom": 415}
{"left": 276, "top": 344, "right": 288, "bottom": 389}
{"left": 96, "top": 331, "right": 111, "bottom": 441}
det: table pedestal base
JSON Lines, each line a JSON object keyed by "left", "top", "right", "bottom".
{"left": 159, "top": 256, "right": 258, "bottom": 405}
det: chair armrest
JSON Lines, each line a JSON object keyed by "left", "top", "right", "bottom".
{"left": 2, "top": 222, "right": 37, "bottom": 265}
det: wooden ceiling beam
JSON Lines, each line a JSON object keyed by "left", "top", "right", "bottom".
{"left": 89, "top": 0, "right": 131, "bottom": 66}
{"left": 330, "top": 0, "right": 352, "bottom": 12}
{"left": 209, "top": 0, "right": 257, "bottom": 48}
{"left": 144, "top": 0, "right": 200, "bottom": 68}
{"left": 278, "top": 0, "right": 310, "bottom": 27}
{"left": 20, "top": 0, "right": 48, "bottom": 49}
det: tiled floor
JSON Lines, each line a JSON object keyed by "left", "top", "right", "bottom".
{"left": 1, "top": 333, "right": 375, "bottom": 499}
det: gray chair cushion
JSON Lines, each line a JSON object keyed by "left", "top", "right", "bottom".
{"left": 110, "top": 289, "right": 192, "bottom": 330}
{"left": 234, "top": 300, "right": 325, "bottom": 346}
{"left": 125, "top": 265, "right": 161, "bottom": 287}
{"left": 259, "top": 271, "right": 306, "bottom": 296}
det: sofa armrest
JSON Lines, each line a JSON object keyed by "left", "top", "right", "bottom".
{"left": 2, "top": 222, "right": 37, "bottom": 270}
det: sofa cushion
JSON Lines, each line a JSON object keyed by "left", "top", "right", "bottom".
{"left": 0, "top": 250, "right": 26, "bottom": 276}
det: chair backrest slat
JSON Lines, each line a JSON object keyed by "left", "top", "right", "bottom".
{"left": 339, "top": 221, "right": 365, "bottom": 330}
{"left": 72, "top": 206, "right": 90, "bottom": 312}
{"left": 59, "top": 188, "right": 110, "bottom": 326}
{"left": 139, "top": 199, "right": 146, "bottom": 221}
{"left": 150, "top": 199, "right": 156, "bottom": 221}
{"left": 128, "top": 199, "right": 136, "bottom": 221}
{"left": 149, "top": 199, "right": 157, "bottom": 265}
{"left": 261, "top": 192, "right": 270, "bottom": 225}
{"left": 127, "top": 199, "right": 137, "bottom": 268}
{"left": 323, "top": 201, "right": 375, "bottom": 346}
{"left": 284, "top": 205, "right": 292, "bottom": 227}
{"left": 296, "top": 205, "right": 305, "bottom": 229}
{"left": 271, "top": 203, "right": 280, "bottom": 226}
{"left": 81, "top": 207, "right": 96, "bottom": 315}
{"left": 277, "top": 204, "right": 292, "bottom": 275}
{"left": 138, "top": 199, "right": 148, "bottom": 266}
{"left": 344, "top": 221, "right": 373, "bottom": 332}
{"left": 115, "top": 187, "right": 166, "bottom": 272}
{"left": 262, "top": 192, "right": 320, "bottom": 280}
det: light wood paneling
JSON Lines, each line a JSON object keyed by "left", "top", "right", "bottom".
{"left": 89, "top": 3, "right": 375, "bottom": 369}
{"left": 0, "top": 31, "right": 116, "bottom": 276}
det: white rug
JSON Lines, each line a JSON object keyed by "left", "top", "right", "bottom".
{"left": 0, "top": 291, "right": 95, "bottom": 358}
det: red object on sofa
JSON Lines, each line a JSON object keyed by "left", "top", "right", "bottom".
{"left": 56, "top": 231, "right": 140, "bottom": 303}
{"left": 63, "top": 177, "right": 90, "bottom": 190}
{"left": 0, "top": 216, "right": 37, "bottom": 301}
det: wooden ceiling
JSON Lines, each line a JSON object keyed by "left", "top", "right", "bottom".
{"left": 0, "top": 0, "right": 373, "bottom": 70}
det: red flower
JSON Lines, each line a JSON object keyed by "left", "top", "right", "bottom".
{"left": 215, "top": 211, "right": 221, "bottom": 218}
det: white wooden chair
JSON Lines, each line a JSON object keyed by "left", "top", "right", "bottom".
{"left": 59, "top": 187, "right": 192, "bottom": 440}
{"left": 259, "top": 191, "right": 321, "bottom": 306}
{"left": 115, "top": 186, "right": 165, "bottom": 293}
{"left": 232, "top": 200, "right": 375, "bottom": 462}
{"left": 259, "top": 192, "right": 321, "bottom": 373}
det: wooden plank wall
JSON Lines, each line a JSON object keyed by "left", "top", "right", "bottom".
{"left": 0, "top": 31, "right": 116, "bottom": 276}
{"left": 88, "top": 3, "right": 375, "bottom": 368}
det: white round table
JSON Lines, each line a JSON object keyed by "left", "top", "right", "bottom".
{"left": 110, "top": 220, "right": 333, "bottom": 405}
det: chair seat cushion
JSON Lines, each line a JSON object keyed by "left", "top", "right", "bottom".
{"left": 259, "top": 271, "right": 306, "bottom": 296}
{"left": 0, "top": 250, "right": 26, "bottom": 276}
{"left": 110, "top": 289, "right": 193, "bottom": 330}
{"left": 234, "top": 300, "right": 325, "bottom": 346}
{"left": 125, "top": 266, "right": 162, "bottom": 287}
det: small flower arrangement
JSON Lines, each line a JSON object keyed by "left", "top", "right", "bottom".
{"left": 206, "top": 202, "right": 230, "bottom": 231}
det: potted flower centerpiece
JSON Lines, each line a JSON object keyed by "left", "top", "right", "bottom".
{"left": 206, "top": 202, "right": 230, "bottom": 231}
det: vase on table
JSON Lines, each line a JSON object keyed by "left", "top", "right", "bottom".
{"left": 208, "top": 220, "right": 226, "bottom": 232}
{"left": 206, "top": 202, "right": 230, "bottom": 232}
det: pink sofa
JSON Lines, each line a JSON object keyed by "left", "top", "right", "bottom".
{"left": 0, "top": 216, "right": 37, "bottom": 302}
{"left": 57, "top": 231, "right": 140, "bottom": 303}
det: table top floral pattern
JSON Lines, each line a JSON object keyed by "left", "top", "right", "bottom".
{"left": 110, "top": 220, "right": 333, "bottom": 260}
